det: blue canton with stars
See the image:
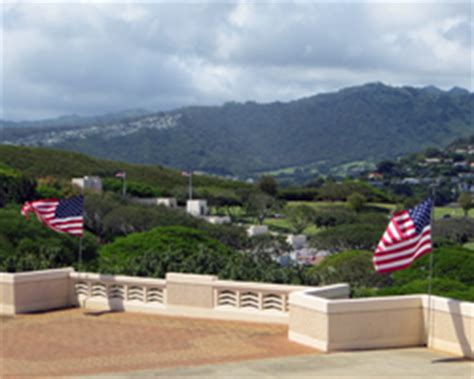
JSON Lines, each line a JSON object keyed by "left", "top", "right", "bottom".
{"left": 408, "top": 198, "right": 433, "bottom": 234}
{"left": 55, "top": 195, "right": 84, "bottom": 218}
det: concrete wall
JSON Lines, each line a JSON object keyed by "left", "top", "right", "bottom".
{"left": 424, "top": 296, "right": 473, "bottom": 359}
{"left": 0, "top": 268, "right": 74, "bottom": 315}
{"left": 166, "top": 273, "right": 216, "bottom": 308}
{"left": 288, "top": 289, "right": 473, "bottom": 359}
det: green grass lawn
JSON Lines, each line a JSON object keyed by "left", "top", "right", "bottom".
{"left": 215, "top": 200, "right": 473, "bottom": 238}
{"left": 263, "top": 218, "right": 321, "bottom": 236}
{"left": 287, "top": 201, "right": 473, "bottom": 220}
{"left": 464, "top": 242, "right": 474, "bottom": 251}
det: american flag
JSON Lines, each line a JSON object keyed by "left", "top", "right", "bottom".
{"left": 115, "top": 171, "right": 126, "bottom": 179}
{"left": 373, "top": 198, "right": 433, "bottom": 274}
{"left": 21, "top": 195, "right": 84, "bottom": 237}
{"left": 181, "top": 171, "right": 192, "bottom": 177}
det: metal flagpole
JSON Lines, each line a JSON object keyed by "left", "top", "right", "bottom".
{"left": 426, "top": 185, "right": 437, "bottom": 346}
{"left": 78, "top": 187, "right": 84, "bottom": 268}
{"left": 189, "top": 171, "right": 193, "bottom": 200}
{"left": 122, "top": 172, "right": 127, "bottom": 197}
{"left": 78, "top": 236, "right": 83, "bottom": 267}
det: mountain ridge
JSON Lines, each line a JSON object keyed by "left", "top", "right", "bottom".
{"left": 1, "top": 82, "right": 472, "bottom": 176}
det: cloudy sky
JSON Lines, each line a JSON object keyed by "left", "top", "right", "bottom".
{"left": 1, "top": 1, "right": 472, "bottom": 120}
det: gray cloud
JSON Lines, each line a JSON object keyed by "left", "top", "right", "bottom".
{"left": 1, "top": 1, "right": 472, "bottom": 120}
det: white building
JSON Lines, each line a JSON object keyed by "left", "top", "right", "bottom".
{"left": 132, "top": 197, "right": 178, "bottom": 208}
{"left": 186, "top": 200, "right": 208, "bottom": 217}
{"left": 247, "top": 225, "right": 268, "bottom": 237}
{"left": 286, "top": 234, "right": 307, "bottom": 250}
{"left": 203, "top": 216, "right": 231, "bottom": 224}
{"left": 71, "top": 176, "right": 102, "bottom": 193}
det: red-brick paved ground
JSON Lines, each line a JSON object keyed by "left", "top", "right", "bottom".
{"left": 1, "top": 309, "right": 316, "bottom": 376}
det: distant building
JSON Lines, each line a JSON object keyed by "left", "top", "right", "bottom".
{"left": 203, "top": 216, "right": 231, "bottom": 225}
{"left": 401, "top": 177, "right": 421, "bottom": 185}
{"left": 71, "top": 176, "right": 102, "bottom": 193}
{"left": 425, "top": 158, "right": 441, "bottom": 164}
{"left": 247, "top": 225, "right": 268, "bottom": 237}
{"left": 367, "top": 172, "right": 383, "bottom": 180}
{"left": 286, "top": 234, "right": 307, "bottom": 250}
{"left": 186, "top": 200, "right": 208, "bottom": 217}
{"left": 132, "top": 197, "right": 178, "bottom": 208}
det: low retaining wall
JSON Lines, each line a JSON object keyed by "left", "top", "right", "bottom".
{"left": 288, "top": 288, "right": 473, "bottom": 359}
{"left": 423, "top": 295, "right": 473, "bottom": 359}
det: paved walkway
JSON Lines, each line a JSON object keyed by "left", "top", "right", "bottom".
{"left": 2, "top": 310, "right": 472, "bottom": 378}
{"left": 1, "top": 309, "right": 314, "bottom": 376}
{"left": 95, "top": 348, "right": 473, "bottom": 379}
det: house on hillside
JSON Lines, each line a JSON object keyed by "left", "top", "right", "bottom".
{"left": 186, "top": 200, "right": 208, "bottom": 217}
{"left": 71, "top": 176, "right": 102, "bottom": 193}
{"left": 132, "top": 197, "right": 178, "bottom": 208}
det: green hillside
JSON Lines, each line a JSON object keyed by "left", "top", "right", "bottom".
{"left": 0, "top": 145, "right": 247, "bottom": 193}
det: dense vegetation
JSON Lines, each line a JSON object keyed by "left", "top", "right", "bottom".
{"left": 0, "top": 144, "right": 472, "bottom": 302}
{"left": 3, "top": 83, "right": 472, "bottom": 177}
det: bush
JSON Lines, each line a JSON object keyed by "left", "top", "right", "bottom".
{"left": 0, "top": 205, "right": 98, "bottom": 272}
{"left": 98, "top": 226, "right": 236, "bottom": 277}
{"left": 305, "top": 250, "right": 391, "bottom": 288}
{"left": 377, "top": 278, "right": 474, "bottom": 302}
{"left": 311, "top": 223, "right": 385, "bottom": 252}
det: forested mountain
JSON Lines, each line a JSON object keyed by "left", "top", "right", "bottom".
{"left": 2, "top": 83, "right": 472, "bottom": 176}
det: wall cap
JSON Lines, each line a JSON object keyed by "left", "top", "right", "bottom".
{"left": 1, "top": 267, "right": 74, "bottom": 284}
{"left": 71, "top": 272, "right": 166, "bottom": 286}
{"left": 166, "top": 272, "right": 217, "bottom": 283}
{"left": 421, "top": 295, "right": 474, "bottom": 317}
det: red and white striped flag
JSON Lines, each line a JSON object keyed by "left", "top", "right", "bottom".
{"left": 115, "top": 171, "right": 126, "bottom": 179}
{"left": 21, "top": 196, "right": 84, "bottom": 237}
{"left": 181, "top": 171, "right": 192, "bottom": 177}
{"left": 373, "top": 198, "right": 433, "bottom": 274}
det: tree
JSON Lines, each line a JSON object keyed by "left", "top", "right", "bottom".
{"left": 257, "top": 176, "right": 277, "bottom": 197}
{"left": 286, "top": 205, "right": 316, "bottom": 234}
{"left": 0, "top": 205, "right": 98, "bottom": 272}
{"left": 458, "top": 192, "right": 473, "bottom": 217}
{"left": 98, "top": 226, "right": 236, "bottom": 277}
{"left": 347, "top": 193, "right": 367, "bottom": 213}
{"left": 311, "top": 223, "right": 385, "bottom": 252}
{"left": 305, "top": 250, "right": 392, "bottom": 288}
{"left": 376, "top": 160, "right": 397, "bottom": 176}
{"left": 244, "top": 193, "right": 275, "bottom": 224}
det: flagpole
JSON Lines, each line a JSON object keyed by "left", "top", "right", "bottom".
{"left": 122, "top": 172, "right": 127, "bottom": 197}
{"left": 78, "top": 187, "right": 84, "bottom": 269}
{"left": 189, "top": 171, "right": 193, "bottom": 200}
{"left": 426, "top": 185, "right": 436, "bottom": 347}
{"left": 78, "top": 236, "right": 83, "bottom": 267}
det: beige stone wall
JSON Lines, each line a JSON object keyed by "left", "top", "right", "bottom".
{"left": 288, "top": 304, "right": 329, "bottom": 350}
{"left": 424, "top": 296, "right": 473, "bottom": 359}
{"left": 289, "top": 291, "right": 424, "bottom": 352}
{"left": 0, "top": 273, "right": 15, "bottom": 315}
{"left": 166, "top": 273, "right": 217, "bottom": 308}
{"left": 327, "top": 306, "right": 424, "bottom": 350}
{"left": 0, "top": 268, "right": 74, "bottom": 315}
{"left": 289, "top": 290, "right": 473, "bottom": 359}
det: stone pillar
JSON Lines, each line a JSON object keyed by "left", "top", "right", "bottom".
{"left": 166, "top": 273, "right": 217, "bottom": 308}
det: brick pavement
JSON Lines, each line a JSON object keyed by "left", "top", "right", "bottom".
{"left": 0, "top": 309, "right": 316, "bottom": 376}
